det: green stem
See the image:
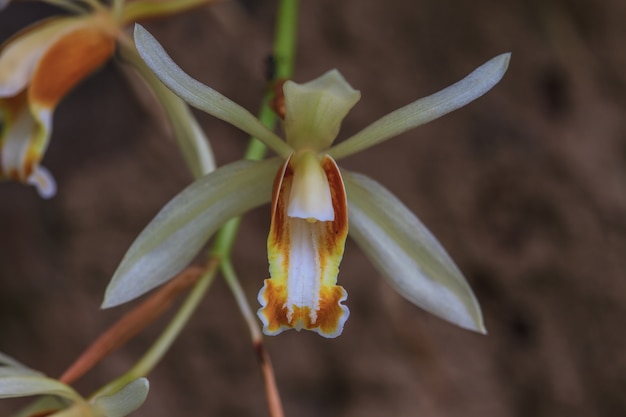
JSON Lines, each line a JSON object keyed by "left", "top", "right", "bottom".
{"left": 273, "top": 0, "right": 299, "bottom": 80}
{"left": 92, "top": 263, "right": 218, "bottom": 398}
{"left": 211, "top": 0, "right": 299, "bottom": 255}
{"left": 93, "top": 0, "right": 299, "bottom": 400}
{"left": 220, "top": 260, "right": 262, "bottom": 342}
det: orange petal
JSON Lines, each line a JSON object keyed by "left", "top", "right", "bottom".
{"left": 0, "top": 17, "right": 86, "bottom": 97}
{"left": 28, "top": 24, "right": 115, "bottom": 110}
{"left": 258, "top": 154, "right": 349, "bottom": 338}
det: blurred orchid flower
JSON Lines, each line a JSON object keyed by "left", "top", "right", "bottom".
{"left": 103, "top": 25, "right": 510, "bottom": 338}
{"left": 0, "top": 0, "right": 215, "bottom": 198}
{"left": 0, "top": 351, "right": 149, "bottom": 417}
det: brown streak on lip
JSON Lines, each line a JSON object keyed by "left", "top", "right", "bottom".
{"left": 269, "top": 157, "right": 292, "bottom": 249}
{"left": 320, "top": 154, "right": 348, "bottom": 257}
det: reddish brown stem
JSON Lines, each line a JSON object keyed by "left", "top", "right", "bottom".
{"left": 254, "top": 339, "right": 284, "bottom": 417}
{"left": 59, "top": 266, "right": 205, "bottom": 384}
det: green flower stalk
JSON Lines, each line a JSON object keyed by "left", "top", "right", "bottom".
{"left": 103, "top": 24, "right": 511, "bottom": 337}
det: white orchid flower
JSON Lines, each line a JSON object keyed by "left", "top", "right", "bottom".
{"left": 103, "top": 24, "right": 510, "bottom": 338}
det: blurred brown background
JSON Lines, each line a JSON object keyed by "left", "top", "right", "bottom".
{"left": 1, "top": 0, "right": 625, "bottom": 416}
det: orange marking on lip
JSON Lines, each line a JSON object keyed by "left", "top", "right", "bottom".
{"left": 268, "top": 156, "right": 292, "bottom": 252}
{"left": 260, "top": 153, "right": 350, "bottom": 337}
{"left": 259, "top": 279, "right": 347, "bottom": 336}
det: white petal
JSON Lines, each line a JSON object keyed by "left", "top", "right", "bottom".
{"left": 1, "top": 94, "right": 56, "bottom": 198}
{"left": 283, "top": 69, "right": 360, "bottom": 151}
{"left": 0, "top": 351, "right": 31, "bottom": 369}
{"left": 133, "top": 25, "right": 292, "bottom": 158}
{"left": 329, "top": 53, "right": 511, "bottom": 160}
{"left": 92, "top": 378, "right": 149, "bottom": 417}
{"left": 343, "top": 171, "right": 485, "bottom": 333}
{"left": 102, "top": 158, "right": 281, "bottom": 308}
{"left": 0, "top": 352, "right": 41, "bottom": 378}
{"left": 0, "top": 375, "right": 81, "bottom": 401}
{"left": 117, "top": 41, "right": 216, "bottom": 178}
{"left": 27, "top": 165, "right": 56, "bottom": 199}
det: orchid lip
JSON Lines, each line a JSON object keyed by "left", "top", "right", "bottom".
{"left": 258, "top": 154, "right": 350, "bottom": 338}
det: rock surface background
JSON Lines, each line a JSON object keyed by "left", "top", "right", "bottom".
{"left": 1, "top": 0, "right": 625, "bottom": 416}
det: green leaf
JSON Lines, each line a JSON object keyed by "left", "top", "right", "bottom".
{"left": 343, "top": 171, "right": 485, "bottom": 333}
{"left": 133, "top": 24, "right": 292, "bottom": 159}
{"left": 102, "top": 158, "right": 281, "bottom": 308}
{"left": 328, "top": 53, "right": 511, "bottom": 160}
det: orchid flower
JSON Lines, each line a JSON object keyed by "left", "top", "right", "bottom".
{"left": 0, "top": 351, "right": 149, "bottom": 417}
{"left": 102, "top": 25, "right": 510, "bottom": 338}
{"left": 0, "top": 0, "right": 215, "bottom": 198}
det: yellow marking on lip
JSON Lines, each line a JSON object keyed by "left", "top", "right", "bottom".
{"left": 258, "top": 154, "right": 350, "bottom": 338}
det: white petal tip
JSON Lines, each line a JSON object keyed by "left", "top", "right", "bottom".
{"left": 486, "top": 52, "right": 511, "bottom": 82}
{"left": 93, "top": 377, "right": 150, "bottom": 417}
{"left": 27, "top": 166, "right": 56, "bottom": 199}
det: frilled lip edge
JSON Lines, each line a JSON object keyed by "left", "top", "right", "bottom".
{"left": 258, "top": 154, "right": 350, "bottom": 338}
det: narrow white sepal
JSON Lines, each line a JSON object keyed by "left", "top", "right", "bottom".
{"left": 92, "top": 378, "right": 149, "bottom": 417}
{"left": 0, "top": 351, "right": 31, "bottom": 369}
{"left": 0, "top": 375, "right": 81, "bottom": 401}
{"left": 343, "top": 170, "right": 485, "bottom": 333}
{"left": 133, "top": 24, "right": 292, "bottom": 158}
{"left": 117, "top": 41, "right": 216, "bottom": 178}
{"left": 102, "top": 158, "right": 281, "bottom": 308}
{"left": 329, "top": 53, "right": 511, "bottom": 160}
